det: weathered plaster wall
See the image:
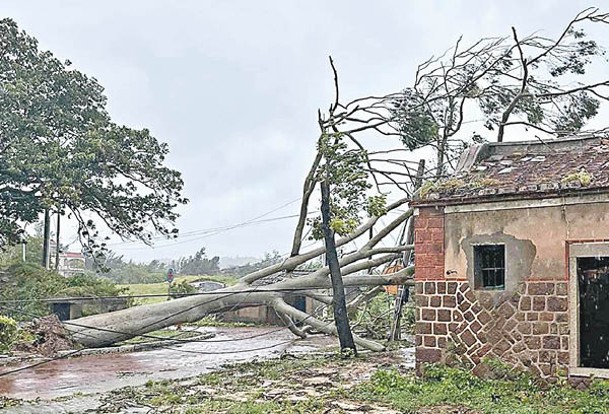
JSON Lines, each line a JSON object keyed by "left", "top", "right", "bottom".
{"left": 444, "top": 201, "right": 609, "bottom": 282}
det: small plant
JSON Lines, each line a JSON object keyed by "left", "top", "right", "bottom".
{"left": 0, "top": 315, "right": 18, "bottom": 353}
{"left": 470, "top": 177, "right": 501, "bottom": 189}
{"left": 417, "top": 180, "right": 437, "bottom": 199}
{"left": 418, "top": 177, "right": 498, "bottom": 199}
{"left": 169, "top": 280, "right": 197, "bottom": 297}
{"left": 561, "top": 169, "right": 593, "bottom": 186}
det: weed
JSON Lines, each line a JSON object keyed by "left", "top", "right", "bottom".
{"left": 561, "top": 169, "right": 593, "bottom": 186}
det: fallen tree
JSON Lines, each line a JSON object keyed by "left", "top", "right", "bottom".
{"left": 64, "top": 54, "right": 423, "bottom": 351}
{"left": 65, "top": 199, "right": 415, "bottom": 350}
{"left": 64, "top": 8, "right": 609, "bottom": 351}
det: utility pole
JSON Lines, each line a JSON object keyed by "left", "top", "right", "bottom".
{"left": 389, "top": 159, "right": 426, "bottom": 341}
{"left": 320, "top": 178, "right": 356, "bottom": 354}
{"left": 42, "top": 208, "right": 51, "bottom": 269}
{"left": 54, "top": 213, "right": 61, "bottom": 271}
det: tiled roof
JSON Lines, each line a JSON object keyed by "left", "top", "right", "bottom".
{"left": 418, "top": 136, "right": 609, "bottom": 205}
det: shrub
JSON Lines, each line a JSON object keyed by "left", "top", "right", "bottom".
{"left": 0, "top": 315, "right": 18, "bottom": 353}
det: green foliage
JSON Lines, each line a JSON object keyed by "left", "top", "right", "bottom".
{"left": 177, "top": 247, "right": 220, "bottom": 275}
{"left": 169, "top": 279, "right": 197, "bottom": 297}
{"left": 0, "top": 263, "right": 126, "bottom": 320}
{"left": 0, "top": 314, "right": 17, "bottom": 353}
{"left": 392, "top": 88, "right": 440, "bottom": 151}
{"left": 118, "top": 275, "right": 221, "bottom": 305}
{"left": 90, "top": 251, "right": 169, "bottom": 284}
{"left": 308, "top": 132, "right": 386, "bottom": 239}
{"left": 89, "top": 246, "right": 222, "bottom": 284}
{"left": 393, "top": 18, "right": 607, "bottom": 176}
{"left": 60, "top": 273, "right": 129, "bottom": 299}
{"left": 0, "top": 234, "right": 43, "bottom": 267}
{"left": 354, "top": 293, "right": 393, "bottom": 340}
{"left": 0, "top": 18, "right": 187, "bottom": 254}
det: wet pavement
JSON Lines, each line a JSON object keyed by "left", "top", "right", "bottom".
{"left": 0, "top": 327, "right": 335, "bottom": 403}
{"left": 0, "top": 327, "right": 414, "bottom": 413}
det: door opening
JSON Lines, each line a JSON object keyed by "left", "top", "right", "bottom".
{"left": 578, "top": 256, "right": 609, "bottom": 368}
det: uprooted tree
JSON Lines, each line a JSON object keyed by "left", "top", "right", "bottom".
{"left": 49, "top": 9, "right": 609, "bottom": 349}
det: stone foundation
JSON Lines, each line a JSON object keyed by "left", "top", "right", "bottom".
{"left": 415, "top": 280, "right": 569, "bottom": 377}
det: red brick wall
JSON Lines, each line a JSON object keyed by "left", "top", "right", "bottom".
{"left": 414, "top": 207, "right": 445, "bottom": 280}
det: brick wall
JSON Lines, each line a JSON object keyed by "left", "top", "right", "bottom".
{"left": 414, "top": 280, "right": 569, "bottom": 377}
{"left": 414, "top": 207, "right": 445, "bottom": 280}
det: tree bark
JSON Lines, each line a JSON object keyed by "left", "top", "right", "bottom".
{"left": 319, "top": 179, "right": 356, "bottom": 353}
{"left": 64, "top": 269, "right": 413, "bottom": 347}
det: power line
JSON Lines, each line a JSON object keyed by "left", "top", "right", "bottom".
{"left": 113, "top": 213, "right": 314, "bottom": 251}
{"left": 107, "top": 198, "right": 304, "bottom": 249}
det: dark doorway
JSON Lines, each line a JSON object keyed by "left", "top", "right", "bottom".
{"left": 293, "top": 296, "right": 306, "bottom": 313}
{"left": 578, "top": 257, "right": 609, "bottom": 368}
{"left": 51, "top": 302, "right": 71, "bottom": 321}
{"left": 289, "top": 296, "right": 307, "bottom": 327}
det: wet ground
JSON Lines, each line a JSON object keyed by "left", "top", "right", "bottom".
{"left": 0, "top": 327, "right": 340, "bottom": 412}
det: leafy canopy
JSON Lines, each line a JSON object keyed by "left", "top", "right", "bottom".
{"left": 308, "top": 132, "right": 386, "bottom": 240}
{"left": 393, "top": 9, "right": 609, "bottom": 175}
{"left": 0, "top": 18, "right": 187, "bottom": 254}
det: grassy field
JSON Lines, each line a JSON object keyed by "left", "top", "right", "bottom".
{"left": 119, "top": 274, "right": 237, "bottom": 305}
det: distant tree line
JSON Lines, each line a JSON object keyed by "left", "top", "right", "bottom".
{"left": 221, "top": 251, "right": 283, "bottom": 278}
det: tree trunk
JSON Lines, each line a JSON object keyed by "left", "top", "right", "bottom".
{"left": 64, "top": 270, "right": 413, "bottom": 347}
{"left": 64, "top": 202, "right": 415, "bottom": 349}
{"left": 320, "top": 179, "right": 357, "bottom": 353}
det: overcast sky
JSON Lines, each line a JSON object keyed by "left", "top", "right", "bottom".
{"left": 2, "top": 1, "right": 606, "bottom": 263}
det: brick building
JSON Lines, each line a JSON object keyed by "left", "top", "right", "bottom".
{"left": 413, "top": 136, "right": 609, "bottom": 379}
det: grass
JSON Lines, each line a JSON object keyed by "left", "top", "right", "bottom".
{"left": 355, "top": 364, "right": 609, "bottom": 413}
{"left": 98, "top": 353, "right": 609, "bottom": 414}
{"left": 118, "top": 274, "right": 237, "bottom": 305}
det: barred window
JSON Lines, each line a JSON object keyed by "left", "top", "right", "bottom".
{"left": 474, "top": 245, "right": 505, "bottom": 289}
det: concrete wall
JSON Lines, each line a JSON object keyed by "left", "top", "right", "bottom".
{"left": 414, "top": 195, "right": 609, "bottom": 379}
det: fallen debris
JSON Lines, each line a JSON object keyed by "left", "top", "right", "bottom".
{"left": 13, "top": 315, "right": 74, "bottom": 357}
